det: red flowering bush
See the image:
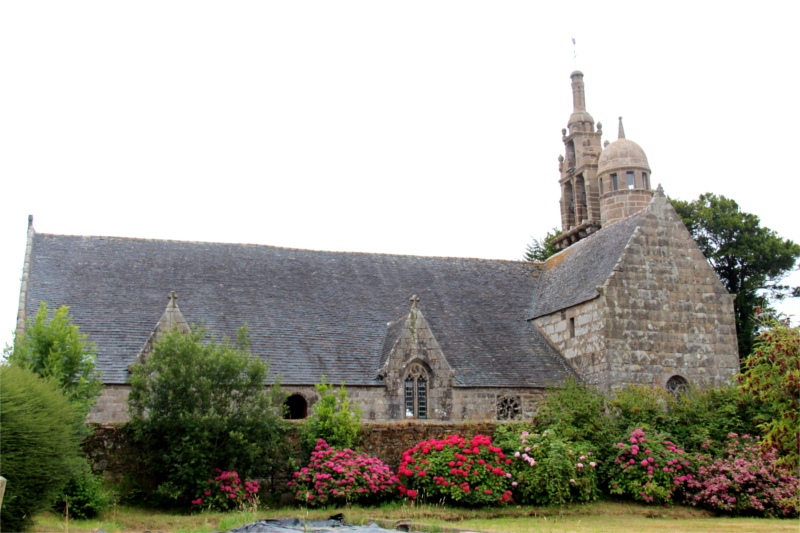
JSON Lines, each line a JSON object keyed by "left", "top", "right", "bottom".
{"left": 507, "top": 430, "right": 600, "bottom": 506}
{"left": 398, "top": 434, "right": 514, "bottom": 505}
{"left": 608, "top": 428, "right": 691, "bottom": 504}
{"left": 684, "top": 433, "right": 799, "bottom": 517}
{"left": 191, "top": 470, "right": 259, "bottom": 511}
{"left": 288, "top": 439, "right": 398, "bottom": 506}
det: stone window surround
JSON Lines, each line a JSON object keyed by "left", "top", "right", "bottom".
{"left": 404, "top": 362, "right": 430, "bottom": 419}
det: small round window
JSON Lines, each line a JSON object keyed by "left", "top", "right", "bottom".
{"left": 666, "top": 375, "right": 688, "bottom": 394}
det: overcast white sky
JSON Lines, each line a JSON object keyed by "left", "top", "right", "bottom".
{"left": 2, "top": 1, "right": 799, "bottom": 350}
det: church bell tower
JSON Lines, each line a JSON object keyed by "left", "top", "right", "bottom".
{"left": 552, "top": 71, "right": 604, "bottom": 250}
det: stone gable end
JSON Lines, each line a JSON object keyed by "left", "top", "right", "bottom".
{"left": 601, "top": 193, "right": 740, "bottom": 390}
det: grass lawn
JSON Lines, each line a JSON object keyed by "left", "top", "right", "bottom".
{"left": 33, "top": 501, "right": 797, "bottom": 533}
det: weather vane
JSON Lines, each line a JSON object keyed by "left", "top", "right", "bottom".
{"left": 572, "top": 38, "right": 577, "bottom": 70}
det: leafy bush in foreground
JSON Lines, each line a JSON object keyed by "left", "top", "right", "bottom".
{"left": 289, "top": 440, "right": 398, "bottom": 506}
{"left": 127, "top": 325, "right": 286, "bottom": 506}
{"left": 508, "top": 430, "right": 599, "bottom": 506}
{"left": 685, "top": 434, "right": 799, "bottom": 517}
{"left": 0, "top": 365, "right": 83, "bottom": 531}
{"left": 398, "top": 434, "right": 514, "bottom": 505}
{"left": 608, "top": 428, "right": 691, "bottom": 504}
{"left": 52, "top": 457, "right": 115, "bottom": 519}
{"left": 299, "top": 378, "right": 362, "bottom": 460}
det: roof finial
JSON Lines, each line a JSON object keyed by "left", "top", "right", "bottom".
{"left": 168, "top": 291, "right": 178, "bottom": 307}
{"left": 618, "top": 116, "right": 626, "bottom": 139}
{"left": 27, "top": 215, "right": 33, "bottom": 228}
{"left": 409, "top": 294, "right": 420, "bottom": 310}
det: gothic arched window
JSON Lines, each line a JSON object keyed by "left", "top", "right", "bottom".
{"left": 666, "top": 375, "right": 689, "bottom": 394}
{"left": 404, "top": 364, "right": 428, "bottom": 419}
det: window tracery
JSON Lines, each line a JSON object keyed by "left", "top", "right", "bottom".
{"left": 666, "top": 375, "right": 688, "bottom": 394}
{"left": 404, "top": 363, "right": 428, "bottom": 419}
{"left": 496, "top": 395, "right": 521, "bottom": 420}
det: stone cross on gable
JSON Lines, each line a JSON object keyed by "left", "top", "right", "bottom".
{"left": 168, "top": 291, "right": 178, "bottom": 306}
{"left": 409, "top": 294, "right": 420, "bottom": 310}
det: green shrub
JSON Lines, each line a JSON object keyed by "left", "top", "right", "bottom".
{"left": 534, "top": 377, "right": 616, "bottom": 450}
{"left": 0, "top": 365, "right": 83, "bottom": 531}
{"left": 126, "top": 325, "right": 287, "bottom": 507}
{"left": 300, "top": 377, "right": 362, "bottom": 458}
{"left": 53, "top": 457, "right": 115, "bottom": 519}
{"left": 507, "top": 430, "right": 599, "bottom": 506}
{"left": 663, "top": 384, "right": 773, "bottom": 455}
{"left": 4, "top": 302, "right": 102, "bottom": 418}
{"left": 739, "top": 315, "right": 800, "bottom": 468}
{"left": 608, "top": 384, "right": 669, "bottom": 432}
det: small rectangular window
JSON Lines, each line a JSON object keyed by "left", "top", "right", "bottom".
{"left": 569, "top": 317, "right": 575, "bottom": 338}
{"left": 611, "top": 174, "right": 618, "bottom": 190}
{"left": 642, "top": 172, "right": 649, "bottom": 190}
{"left": 627, "top": 171, "right": 635, "bottom": 189}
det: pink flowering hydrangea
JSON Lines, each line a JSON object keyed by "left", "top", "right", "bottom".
{"left": 192, "top": 470, "right": 259, "bottom": 511}
{"left": 608, "top": 429, "right": 690, "bottom": 504}
{"left": 684, "top": 434, "right": 799, "bottom": 517}
{"left": 398, "top": 434, "right": 514, "bottom": 505}
{"left": 289, "top": 440, "right": 399, "bottom": 506}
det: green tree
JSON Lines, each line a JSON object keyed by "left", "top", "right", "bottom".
{"left": 671, "top": 193, "right": 800, "bottom": 356}
{"left": 5, "top": 303, "right": 102, "bottom": 417}
{"left": 524, "top": 227, "right": 562, "bottom": 262}
{"left": 739, "top": 314, "right": 800, "bottom": 469}
{"left": 127, "top": 325, "right": 287, "bottom": 506}
{"left": 0, "top": 365, "right": 83, "bottom": 531}
{"left": 300, "top": 376, "right": 362, "bottom": 457}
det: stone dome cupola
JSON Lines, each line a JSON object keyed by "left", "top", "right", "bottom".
{"left": 598, "top": 117, "right": 651, "bottom": 177}
{"left": 597, "top": 117, "right": 654, "bottom": 226}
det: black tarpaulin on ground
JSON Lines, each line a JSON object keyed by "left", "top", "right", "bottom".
{"left": 220, "top": 517, "right": 421, "bottom": 533}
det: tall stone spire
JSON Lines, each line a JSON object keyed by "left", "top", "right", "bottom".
{"left": 618, "top": 117, "right": 626, "bottom": 139}
{"left": 552, "top": 71, "right": 603, "bottom": 251}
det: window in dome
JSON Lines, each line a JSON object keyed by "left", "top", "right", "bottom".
{"left": 642, "top": 172, "right": 649, "bottom": 190}
{"left": 627, "top": 171, "right": 635, "bottom": 189}
{"left": 611, "top": 174, "right": 618, "bottom": 191}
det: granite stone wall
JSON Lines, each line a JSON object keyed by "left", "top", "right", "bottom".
{"left": 87, "top": 384, "right": 132, "bottom": 423}
{"left": 533, "top": 298, "right": 607, "bottom": 386}
{"left": 601, "top": 189, "right": 654, "bottom": 226}
{"left": 601, "top": 194, "right": 740, "bottom": 390}
{"left": 84, "top": 421, "right": 515, "bottom": 481}
{"left": 87, "top": 383, "right": 545, "bottom": 424}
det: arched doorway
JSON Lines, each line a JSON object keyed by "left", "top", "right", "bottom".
{"left": 284, "top": 394, "right": 308, "bottom": 419}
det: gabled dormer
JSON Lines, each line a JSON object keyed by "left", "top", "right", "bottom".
{"left": 377, "top": 295, "right": 455, "bottom": 420}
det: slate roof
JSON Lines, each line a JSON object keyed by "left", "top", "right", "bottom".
{"left": 24, "top": 233, "right": 573, "bottom": 387}
{"left": 527, "top": 212, "right": 644, "bottom": 319}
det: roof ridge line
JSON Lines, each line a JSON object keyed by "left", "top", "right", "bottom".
{"left": 34, "top": 232, "right": 533, "bottom": 264}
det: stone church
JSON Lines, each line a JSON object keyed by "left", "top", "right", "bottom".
{"left": 15, "top": 72, "right": 740, "bottom": 424}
